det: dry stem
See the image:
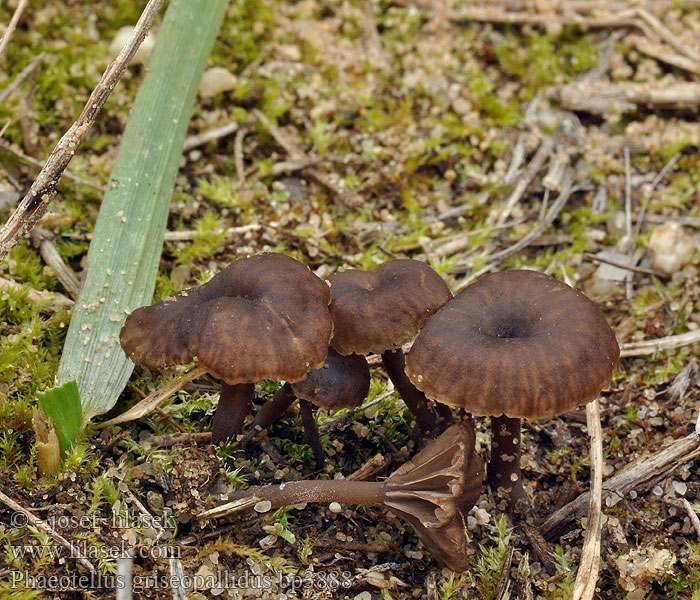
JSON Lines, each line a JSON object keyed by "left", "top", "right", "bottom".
{"left": 0, "top": 0, "right": 166, "bottom": 260}
{"left": 571, "top": 399, "right": 603, "bottom": 600}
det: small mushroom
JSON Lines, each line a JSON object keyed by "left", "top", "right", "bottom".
{"left": 216, "top": 418, "right": 482, "bottom": 571}
{"left": 240, "top": 349, "right": 370, "bottom": 467}
{"left": 405, "top": 269, "right": 619, "bottom": 509}
{"left": 119, "top": 253, "right": 333, "bottom": 443}
{"left": 327, "top": 259, "right": 453, "bottom": 433}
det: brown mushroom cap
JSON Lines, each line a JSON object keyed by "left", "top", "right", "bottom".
{"left": 327, "top": 259, "right": 452, "bottom": 356}
{"left": 120, "top": 253, "right": 333, "bottom": 385}
{"left": 405, "top": 270, "right": 619, "bottom": 418}
{"left": 290, "top": 349, "right": 370, "bottom": 411}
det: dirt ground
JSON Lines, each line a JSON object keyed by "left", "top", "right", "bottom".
{"left": 1, "top": 0, "right": 700, "bottom": 598}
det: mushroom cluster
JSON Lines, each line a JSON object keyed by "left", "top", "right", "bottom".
{"left": 120, "top": 255, "right": 619, "bottom": 569}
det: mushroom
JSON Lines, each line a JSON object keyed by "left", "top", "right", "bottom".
{"left": 240, "top": 348, "right": 370, "bottom": 467}
{"left": 119, "top": 253, "right": 333, "bottom": 443}
{"left": 405, "top": 269, "right": 619, "bottom": 509}
{"left": 327, "top": 259, "right": 453, "bottom": 433}
{"left": 211, "top": 418, "right": 482, "bottom": 571}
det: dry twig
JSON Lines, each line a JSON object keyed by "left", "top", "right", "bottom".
{"left": 620, "top": 330, "right": 700, "bottom": 357}
{"left": 571, "top": 399, "right": 603, "bottom": 600}
{"left": 0, "top": 489, "right": 96, "bottom": 574}
{"left": 96, "top": 365, "right": 208, "bottom": 429}
{"left": 0, "top": 52, "right": 45, "bottom": 105}
{"left": 31, "top": 229, "right": 81, "bottom": 299}
{"left": 182, "top": 121, "right": 238, "bottom": 152}
{"left": 0, "top": 275, "right": 73, "bottom": 313}
{"left": 0, "top": 0, "right": 28, "bottom": 62}
{"left": 0, "top": 0, "right": 166, "bottom": 260}
{"left": 540, "top": 432, "right": 700, "bottom": 538}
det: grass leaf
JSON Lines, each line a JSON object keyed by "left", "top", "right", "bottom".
{"left": 36, "top": 380, "right": 82, "bottom": 456}
{"left": 55, "top": 0, "right": 229, "bottom": 420}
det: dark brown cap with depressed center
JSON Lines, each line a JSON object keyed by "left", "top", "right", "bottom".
{"left": 327, "top": 259, "right": 452, "bottom": 356}
{"left": 405, "top": 269, "right": 619, "bottom": 508}
{"left": 120, "top": 253, "right": 333, "bottom": 385}
{"left": 120, "top": 253, "right": 333, "bottom": 442}
{"left": 405, "top": 269, "right": 619, "bottom": 419}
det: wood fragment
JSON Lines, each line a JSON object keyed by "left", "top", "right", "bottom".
{"left": 0, "top": 52, "right": 45, "bottom": 105}
{"left": 31, "top": 229, "right": 81, "bottom": 299}
{"left": 520, "top": 523, "right": 555, "bottom": 574}
{"left": 346, "top": 453, "right": 390, "bottom": 481}
{"left": 0, "top": 0, "right": 28, "bottom": 62}
{"left": 620, "top": 330, "right": 700, "bottom": 357}
{"left": 571, "top": 399, "right": 603, "bottom": 600}
{"left": 0, "top": 489, "right": 97, "bottom": 574}
{"left": 0, "top": 139, "right": 105, "bottom": 192}
{"left": 540, "top": 432, "right": 700, "bottom": 538}
{"left": 254, "top": 109, "right": 363, "bottom": 208}
{"left": 182, "top": 121, "right": 238, "bottom": 152}
{"left": 0, "top": 0, "right": 166, "bottom": 260}
{"left": 551, "top": 81, "right": 700, "bottom": 113}
{"left": 96, "top": 365, "right": 208, "bottom": 429}
{"left": 147, "top": 432, "right": 213, "bottom": 448}
{"left": 0, "top": 275, "right": 73, "bottom": 313}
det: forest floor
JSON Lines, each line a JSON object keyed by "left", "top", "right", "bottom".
{"left": 1, "top": 0, "right": 700, "bottom": 598}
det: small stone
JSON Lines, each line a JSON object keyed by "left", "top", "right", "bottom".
{"left": 108, "top": 26, "right": 155, "bottom": 65}
{"left": 329, "top": 502, "right": 342, "bottom": 513}
{"left": 648, "top": 222, "right": 694, "bottom": 274}
{"left": 254, "top": 500, "right": 272, "bottom": 513}
{"left": 199, "top": 67, "right": 238, "bottom": 99}
{"left": 474, "top": 508, "right": 490, "bottom": 525}
{"left": 673, "top": 481, "right": 688, "bottom": 496}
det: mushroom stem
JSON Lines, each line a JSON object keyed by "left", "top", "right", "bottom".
{"left": 240, "top": 384, "right": 296, "bottom": 448}
{"left": 381, "top": 349, "right": 438, "bottom": 433}
{"left": 488, "top": 415, "right": 528, "bottom": 510}
{"left": 299, "top": 398, "right": 325, "bottom": 469}
{"left": 229, "top": 479, "right": 385, "bottom": 508}
{"left": 212, "top": 382, "right": 255, "bottom": 443}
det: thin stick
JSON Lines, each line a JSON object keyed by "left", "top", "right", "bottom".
{"left": 0, "top": 52, "right": 45, "bottom": 105}
{"left": 682, "top": 498, "right": 700, "bottom": 539}
{"left": 0, "top": 275, "right": 73, "bottom": 313}
{"left": 96, "top": 365, "right": 207, "bottom": 429}
{"left": 0, "top": 0, "right": 166, "bottom": 260}
{"left": 452, "top": 170, "right": 573, "bottom": 290}
{"left": 0, "top": 489, "right": 96, "bottom": 574}
{"left": 571, "top": 399, "right": 603, "bottom": 600}
{"left": 31, "top": 229, "right": 81, "bottom": 299}
{"left": 317, "top": 392, "right": 393, "bottom": 434}
{"left": 182, "top": 121, "right": 238, "bottom": 152}
{"left": 0, "top": 0, "right": 28, "bottom": 61}
{"left": 0, "top": 139, "right": 105, "bottom": 191}
{"left": 620, "top": 330, "right": 700, "bottom": 357}
{"left": 147, "top": 431, "right": 212, "bottom": 448}
{"left": 632, "top": 153, "right": 680, "bottom": 241}
{"left": 583, "top": 252, "right": 666, "bottom": 278}
{"left": 540, "top": 432, "right": 700, "bottom": 538}
{"left": 234, "top": 126, "right": 247, "bottom": 188}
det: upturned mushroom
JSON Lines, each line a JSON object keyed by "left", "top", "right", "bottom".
{"left": 405, "top": 269, "right": 619, "bottom": 509}
{"left": 119, "top": 253, "right": 333, "bottom": 443}
{"left": 327, "top": 259, "right": 453, "bottom": 433}
{"left": 207, "top": 418, "right": 482, "bottom": 571}
{"left": 240, "top": 348, "right": 370, "bottom": 467}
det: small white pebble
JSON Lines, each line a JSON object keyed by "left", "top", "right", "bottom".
{"left": 474, "top": 508, "right": 490, "bottom": 525}
{"left": 329, "top": 502, "right": 342, "bottom": 513}
{"left": 673, "top": 481, "right": 688, "bottom": 496}
{"left": 652, "top": 486, "right": 664, "bottom": 496}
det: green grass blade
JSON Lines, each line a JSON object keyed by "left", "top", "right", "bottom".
{"left": 56, "top": 0, "right": 229, "bottom": 420}
{"left": 37, "top": 380, "right": 82, "bottom": 456}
